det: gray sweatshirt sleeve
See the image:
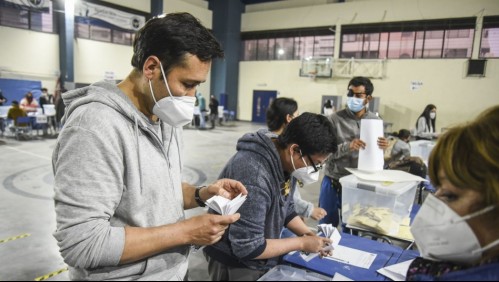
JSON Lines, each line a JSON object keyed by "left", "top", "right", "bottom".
{"left": 52, "top": 125, "right": 125, "bottom": 269}
{"left": 292, "top": 183, "right": 313, "bottom": 218}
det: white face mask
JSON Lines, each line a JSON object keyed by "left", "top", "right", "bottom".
{"left": 148, "top": 62, "right": 196, "bottom": 127}
{"left": 290, "top": 149, "right": 319, "bottom": 186}
{"left": 430, "top": 112, "right": 436, "bottom": 119}
{"left": 411, "top": 194, "right": 499, "bottom": 263}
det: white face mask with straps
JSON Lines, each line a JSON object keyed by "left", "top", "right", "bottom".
{"left": 290, "top": 148, "right": 319, "bottom": 186}
{"left": 411, "top": 194, "right": 499, "bottom": 263}
{"left": 149, "top": 62, "right": 196, "bottom": 127}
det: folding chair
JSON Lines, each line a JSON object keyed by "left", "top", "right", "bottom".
{"left": 13, "top": 116, "right": 32, "bottom": 140}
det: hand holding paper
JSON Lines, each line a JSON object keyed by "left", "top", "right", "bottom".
{"left": 206, "top": 193, "right": 247, "bottom": 215}
{"left": 318, "top": 224, "right": 342, "bottom": 252}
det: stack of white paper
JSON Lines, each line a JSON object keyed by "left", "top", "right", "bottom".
{"left": 205, "top": 193, "right": 247, "bottom": 215}
{"left": 299, "top": 224, "right": 342, "bottom": 261}
{"left": 317, "top": 224, "right": 342, "bottom": 251}
{"left": 358, "top": 119, "right": 384, "bottom": 172}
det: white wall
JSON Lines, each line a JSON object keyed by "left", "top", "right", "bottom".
{"left": 238, "top": 0, "right": 499, "bottom": 132}
{"left": 0, "top": 27, "right": 60, "bottom": 93}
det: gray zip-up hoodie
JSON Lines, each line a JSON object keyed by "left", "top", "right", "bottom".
{"left": 52, "top": 81, "right": 188, "bottom": 280}
{"left": 204, "top": 129, "right": 297, "bottom": 271}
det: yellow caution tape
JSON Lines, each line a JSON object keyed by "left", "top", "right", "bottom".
{"left": 0, "top": 233, "right": 31, "bottom": 244}
{"left": 34, "top": 267, "right": 69, "bottom": 281}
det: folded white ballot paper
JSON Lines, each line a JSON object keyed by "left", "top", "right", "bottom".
{"left": 377, "top": 259, "right": 414, "bottom": 281}
{"left": 205, "top": 193, "right": 247, "bottom": 215}
{"left": 299, "top": 224, "right": 341, "bottom": 262}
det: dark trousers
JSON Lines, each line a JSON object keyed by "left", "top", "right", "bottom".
{"left": 318, "top": 175, "right": 342, "bottom": 227}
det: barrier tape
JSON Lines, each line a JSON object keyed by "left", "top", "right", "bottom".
{"left": 0, "top": 233, "right": 31, "bottom": 244}
{"left": 34, "top": 267, "right": 69, "bottom": 281}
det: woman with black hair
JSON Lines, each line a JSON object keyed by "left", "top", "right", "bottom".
{"left": 415, "top": 104, "right": 439, "bottom": 140}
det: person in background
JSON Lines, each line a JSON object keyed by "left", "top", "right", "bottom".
{"left": 408, "top": 105, "right": 499, "bottom": 280}
{"left": 204, "top": 113, "right": 337, "bottom": 281}
{"left": 197, "top": 92, "right": 207, "bottom": 129}
{"left": 39, "top": 88, "right": 53, "bottom": 113}
{"left": 415, "top": 104, "right": 438, "bottom": 140}
{"left": 385, "top": 129, "right": 427, "bottom": 179}
{"left": 52, "top": 12, "right": 247, "bottom": 280}
{"left": 319, "top": 76, "right": 389, "bottom": 227}
{"left": 20, "top": 92, "right": 39, "bottom": 113}
{"left": 266, "top": 97, "right": 327, "bottom": 222}
{"left": 323, "top": 99, "right": 334, "bottom": 116}
{"left": 385, "top": 129, "right": 411, "bottom": 166}
{"left": 54, "top": 88, "right": 67, "bottom": 129}
{"left": 7, "top": 100, "right": 27, "bottom": 126}
{"left": 209, "top": 94, "right": 219, "bottom": 129}
{"left": 0, "top": 89, "right": 7, "bottom": 105}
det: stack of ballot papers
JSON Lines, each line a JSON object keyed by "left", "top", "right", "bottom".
{"left": 299, "top": 224, "right": 341, "bottom": 261}
{"left": 317, "top": 224, "right": 342, "bottom": 251}
{"left": 377, "top": 259, "right": 414, "bottom": 281}
{"left": 205, "top": 193, "right": 247, "bottom": 215}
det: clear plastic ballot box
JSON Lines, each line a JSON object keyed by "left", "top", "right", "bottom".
{"left": 340, "top": 174, "right": 418, "bottom": 235}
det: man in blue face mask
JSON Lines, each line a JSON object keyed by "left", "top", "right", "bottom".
{"left": 319, "top": 76, "right": 389, "bottom": 228}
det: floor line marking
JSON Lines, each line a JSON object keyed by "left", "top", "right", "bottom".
{"left": 34, "top": 267, "right": 69, "bottom": 281}
{"left": 0, "top": 233, "right": 31, "bottom": 244}
{"left": 4, "top": 146, "right": 51, "bottom": 161}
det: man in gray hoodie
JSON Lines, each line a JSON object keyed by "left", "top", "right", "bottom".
{"left": 204, "top": 113, "right": 338, "bottom": 281}
{"left": 52, "top": 13, "right": 247, "bottom": 280}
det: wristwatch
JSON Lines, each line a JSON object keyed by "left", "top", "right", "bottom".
{"left": 195, "top": 186, "right": 206, "bottom": 207}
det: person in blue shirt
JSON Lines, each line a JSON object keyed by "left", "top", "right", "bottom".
{"left": 408, "top": 105, "right": 499, "bottom": 281}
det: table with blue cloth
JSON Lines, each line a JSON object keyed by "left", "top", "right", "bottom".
{"left": 283, "top": 232, "right": 420, "bottom": 280}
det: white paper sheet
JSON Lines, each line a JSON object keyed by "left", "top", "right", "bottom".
{"left": 205, "top": 193, "right": 247, "bottom": 215}
{"left": 332, "top": 273, "right": 354, "bottom": 281}
{"left": 346, "top": 168, "right": 427, "bottom": 182}
{"left": 324, "top": 245, "right": 377, "bottom": 269}
{"left": 358, "top": 119, "right": 384, "bottom": 172}
{"left": 377, "top": 259, "right": 414, "bottom": 281}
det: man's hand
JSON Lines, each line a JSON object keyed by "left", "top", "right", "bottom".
{"left": 300, "top": 235, "right": 332, "bottom": 254}
{"left": 349, "top": 138, "right": 366, "bottom": 151}
{"left": 377, "top": 136, "right": 389, "bottom": 149}
{"left": 184, "top": 213, "right": 240, "bottom": 246}
{"left": 200, "top": 178, "right": 248, "bottom": 202}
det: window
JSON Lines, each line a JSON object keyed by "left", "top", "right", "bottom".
{"left": 340, "top": 18, "right": 475, "bottom": 59}
{"left": 480, "top": 16, "right": 499, "bottom": 58}
{"left": 241, "top": 27, "right": 335, "bottom": 61}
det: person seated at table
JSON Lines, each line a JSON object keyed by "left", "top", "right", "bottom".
{"left": 414, "top": 104, "right": 439, "bottom": 140}
{"left": 20, "top": 92, "right": 39, "bottom": 113}
{"left": 408, "top": 105, "right": 499, "bottom": 281}
{"left": 7, "top": 100, "right": 27, "bottom": 126}
{"left": 203, "top": 113, "right": 337, "bottom": 281}
{"left": 385, "top": 129, "right": 427, "bottom": 179}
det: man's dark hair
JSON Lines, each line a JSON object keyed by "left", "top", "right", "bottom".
{"left": 131, "top": 12, "right": 224, "bottom": 75}
{"left": 266, "top": 97, "right": 298, "bottom": 132}
{"left": 277, "top": 112, "right": 337, "bottom": 156}
{"left": 348, "top": 76, "right": 374, "bottom": 96}
{"left": 12, "top": 100, "right": 19, "bottom": 105}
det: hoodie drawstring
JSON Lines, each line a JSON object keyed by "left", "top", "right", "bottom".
{"left": 134, "top": 116, "right": 144, "bottom": 192}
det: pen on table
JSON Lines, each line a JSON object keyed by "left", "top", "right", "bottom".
{"left": 330, "top": 257, "right": 349, "bottom": 264}
{"left": 383, "top": 252, "right": 394, "bottom": 268}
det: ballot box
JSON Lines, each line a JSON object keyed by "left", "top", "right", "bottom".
{"left": 340, "top": 174, "right": 418, "bottom": 235}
